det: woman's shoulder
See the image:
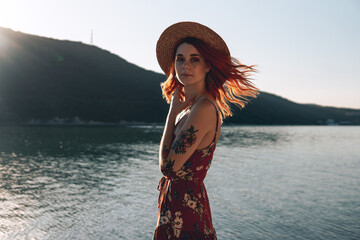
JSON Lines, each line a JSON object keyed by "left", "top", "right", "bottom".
{"left": 194, "top": 98, "right": 217, "bottom": 111}
{"left": 190, "top": 98, "right": 218, "bottom": 122}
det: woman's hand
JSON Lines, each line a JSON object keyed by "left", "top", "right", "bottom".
{"left": 169, "top": 87, "right": 194, "bottom": 117}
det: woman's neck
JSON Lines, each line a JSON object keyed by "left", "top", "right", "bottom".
{"left": 183, "top": 83, "right": 208, "bottom": 103}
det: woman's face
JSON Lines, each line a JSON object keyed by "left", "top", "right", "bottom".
{"left": 174, "top": 43, "right": 210, "bottom": 87}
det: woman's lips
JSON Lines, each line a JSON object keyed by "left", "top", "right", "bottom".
{"left": 182, "top": 74, "right": 193, "bottom": 77}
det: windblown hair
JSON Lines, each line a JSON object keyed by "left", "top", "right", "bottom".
{"left": 161, "top": 37, "right": 259, "bottom": 120}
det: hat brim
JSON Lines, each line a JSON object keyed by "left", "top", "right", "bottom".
{"left": 156, "top": 22, "right": 230, "bottom": 76}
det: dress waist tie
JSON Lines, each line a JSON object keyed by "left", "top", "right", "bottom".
{"left": 157, "top": 176, "right": 170, "bottom": 211}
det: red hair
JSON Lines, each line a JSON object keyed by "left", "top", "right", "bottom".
{"left": 161, "top": 37, "right": 259, "bottom": 120}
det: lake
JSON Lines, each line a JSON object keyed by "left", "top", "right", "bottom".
{"left": 0, "top": 125, "right": 359, "bottom": 239}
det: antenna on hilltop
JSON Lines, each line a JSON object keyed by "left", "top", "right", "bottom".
{"left": 90, "top": 29, "right": 93, "bottom": 44}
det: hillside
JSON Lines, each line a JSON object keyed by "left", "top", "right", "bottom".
{"left": 0, "top": 27, "right": 168, "bottom": 123}
{"left": 0, "top": 27, "right": 359, "bottom": 125}
{"left": 228, "top": 92, "right": 360, "bottom": 125}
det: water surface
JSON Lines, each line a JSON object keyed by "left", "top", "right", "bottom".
{"left": 0, "top": 126, "right": 359, "bottom": 239}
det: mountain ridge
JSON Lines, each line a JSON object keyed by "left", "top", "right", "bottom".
{"left": 1, "top": 27, "right": 359, "bottom": 125}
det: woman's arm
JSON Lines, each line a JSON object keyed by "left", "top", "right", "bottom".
{"left": 159, "top": 97, "right": 217, "bottom": 176}
{"left": 159, "top": 88, "right": 192, "bottom": 174}
{"left": 159, "top": 110, "right": 176, "bottom": 168}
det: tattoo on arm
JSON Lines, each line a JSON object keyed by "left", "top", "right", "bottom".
{"left": 161, "top": 158, "right": 175, "bottom": 176}
{"left": 162, "top": 145, "right": 170, "bottom": 159}
{"left": 171, "top": 125, "right": 199, "bottom": 154}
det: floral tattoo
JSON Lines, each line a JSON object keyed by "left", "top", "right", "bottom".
{"left": 161, "top": 158, "right": 175, "bottom": 176}
{"left": 172, "top": 125, "right": 199, "bottom": 154}
{"left": 162, "top": 145, "right": 170, "bottom": 158}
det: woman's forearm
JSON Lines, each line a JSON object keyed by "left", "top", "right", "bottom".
{"left": 159, "top": 87, "right": 194, "bottom": 174}
{"left": 159, "top": 111, "right": 177, "bottom": 170}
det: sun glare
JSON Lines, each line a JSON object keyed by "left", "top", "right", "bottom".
{"left": 0, "top": 2, "right": 18, "bottom": 31}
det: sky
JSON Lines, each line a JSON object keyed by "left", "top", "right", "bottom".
{"left": 1, "top": 0, "right": 359, "bottom": 109}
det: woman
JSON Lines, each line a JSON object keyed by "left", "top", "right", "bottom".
{"left": 153, "top": 22, "right": 258, "bottom": 239}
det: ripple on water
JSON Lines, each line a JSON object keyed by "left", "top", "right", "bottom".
{"left": 1, "top": 126, "right": 360, "bottom": 239}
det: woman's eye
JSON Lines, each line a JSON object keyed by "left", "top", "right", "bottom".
{"left": 176, "top": 58, "right": 184, "bottom": 62}
{"left": 191, "top": 58, "right": 200, "bottom": 62}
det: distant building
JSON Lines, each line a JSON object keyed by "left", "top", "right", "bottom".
{"left": 325, "top": 118, "right": 338, "bottom": 125}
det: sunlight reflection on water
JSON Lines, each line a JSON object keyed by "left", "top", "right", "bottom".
{"left": 0, "top": 126, "right": 359, "bottom": 239}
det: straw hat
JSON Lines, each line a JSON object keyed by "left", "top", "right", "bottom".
{"left": 156, "top": 21, "right": 230, "bottom": 76}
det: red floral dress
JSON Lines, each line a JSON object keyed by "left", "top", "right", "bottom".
{"left": 153, "top": 107, "right": 219, "bottom": 240}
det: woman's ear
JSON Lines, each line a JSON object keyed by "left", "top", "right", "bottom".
{"left": 206, "top": 62, "right": 210, "bottom": 73}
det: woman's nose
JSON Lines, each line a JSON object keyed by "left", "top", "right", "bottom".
{"left": 184, "top": 60, "right": 190, "bottom": 69}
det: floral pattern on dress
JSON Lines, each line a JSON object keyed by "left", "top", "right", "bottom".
{"left": 154, "top": 103, "right": 219, "bottom": 240}
{"left": 183, "top": 190, "right": 204, "bottom": 219}
{"left": 173, "top": 212, "right": 183, "bottom": 238}
{"left": 154, "top": 147, "right": 218, "bottom": 240}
